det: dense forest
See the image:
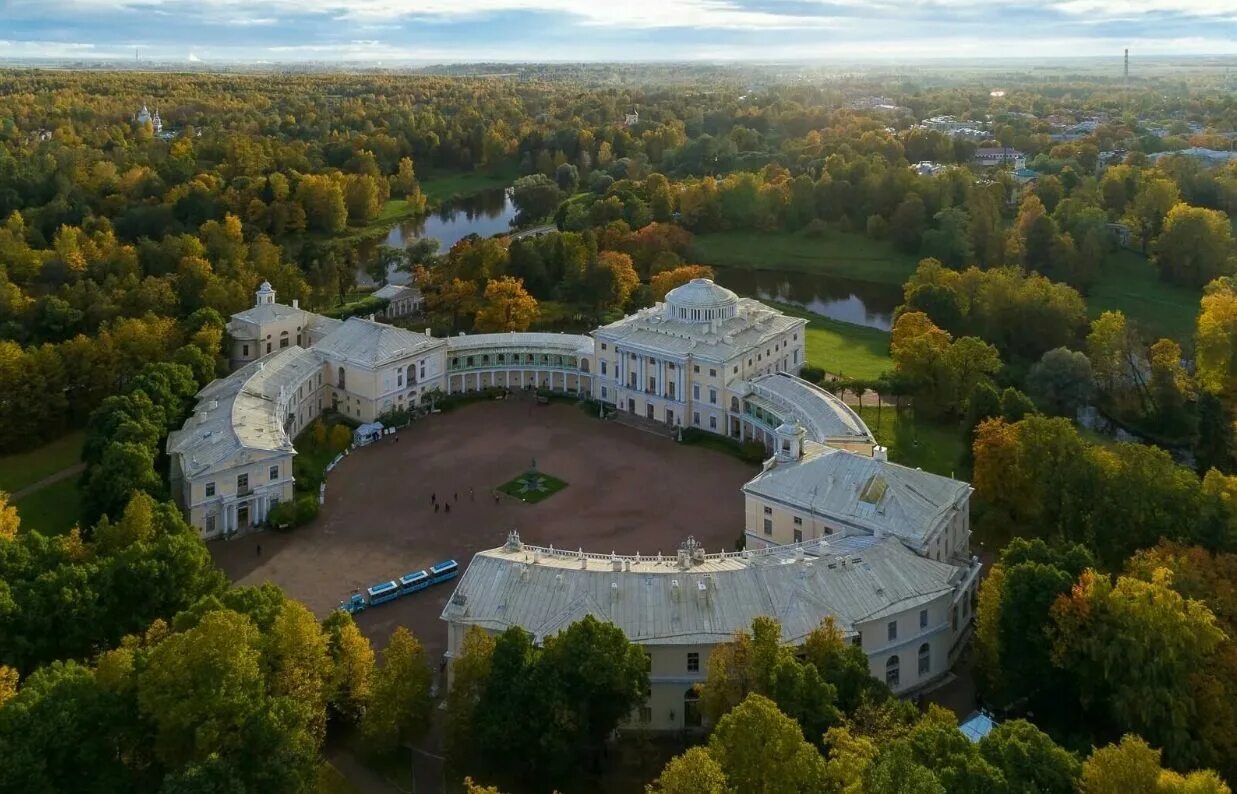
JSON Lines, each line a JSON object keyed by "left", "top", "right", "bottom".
{"left": 1, "top": 65, "right": 1235, "bottom": 792}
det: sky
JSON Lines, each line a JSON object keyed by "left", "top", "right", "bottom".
{"left": 2, "top": 0, "right": 1236, "bottom": 63}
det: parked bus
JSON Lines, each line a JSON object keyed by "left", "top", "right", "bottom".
{"left": 399, "top": 569, "right": 430, "bottom": 595}
{"left": 367, "top": 580, "right": 401, "bottom": 605}
{"left": 430, "top": 559, "right": 459, "bottom": 584}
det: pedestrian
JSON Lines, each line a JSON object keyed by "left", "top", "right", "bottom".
{"left": 454, "top": 492, "right": 458, "bottom": 503}
{"left": 445, "top": 502, "right": 451, "bottom": 514}
{"left": 431, "top": 492, "right": 436, "bottom": 503}
{"left": 469, "top": 487, "right": 475, "bottom": 501}
{"left": 256, "top": 544, "right": 262, "bottom": 556}
{"left": 434, "top": 503, "right": 439, "bottom": 513}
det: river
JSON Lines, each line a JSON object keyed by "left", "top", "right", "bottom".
{"left": 711, "top": 266, "right": 902, "bottom": 331}
{"left": 357, "top": 188, "right": 518, "bottom": 286}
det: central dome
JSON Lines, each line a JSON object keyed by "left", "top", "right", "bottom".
{"left": 664, "top": 278, "right": 739, "bottom": 322}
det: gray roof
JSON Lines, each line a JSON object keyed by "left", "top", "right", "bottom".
{"left": 595, "top": 297, "right": 804, "bottom": 363}
{"left": 446, "top": 332, "right": 594, "bottom": 356}
{"left": 743, "top": 373, "right": 874, "bottom": 444}
{"left": 372, "top": 284, "right": 421, "bottom": 300}
{"left": 442, "top": 534, "right": 967, "bottom": 646}
{"left": 168, "top": 346, "right": 323, "bottom": 478}
{"left": 312, "top": 317, "right": 445, "bottom": 368}
{"left": 743, "top": 445, "right": 970, "bottom": 552}
{"left": 228, "top": 302, "right": 307, "bottom": 330}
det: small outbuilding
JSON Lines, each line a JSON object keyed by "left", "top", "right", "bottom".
{"left": 353, "top": 421, "right": 385, "bottom": 448}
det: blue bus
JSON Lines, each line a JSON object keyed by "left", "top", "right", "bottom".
{"left": 367, "top": 580, "right": 401, "bottom": 605}
{"left": 430, "top": 559, "right": 459, "bottom": 584}
{"left": 398, "top": 570, "right": 430, "bottom": 596}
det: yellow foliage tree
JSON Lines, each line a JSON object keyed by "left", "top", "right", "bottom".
{"left": 0, "top": 491, "right": 19, "bottom": 541}
{"left": 474, "top": 276, "right": 539, "bottom": 333}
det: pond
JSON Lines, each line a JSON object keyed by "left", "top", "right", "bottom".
{"left": 711, "top": 266, "right": 902, "bottom": 331}
{"left": 357, "top": 187, "right": 517, "bottom": 286}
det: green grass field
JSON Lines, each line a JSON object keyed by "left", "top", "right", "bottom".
{"left": 693, "top": 229, "right": 920, "bottom": 286}
{"left": 14, "top": 476, "right": 81, "bottom": 536}
{"left": 0, "top": 430, "right": 84, "bottom": 494}
{"left": 1085, "top": 249, "right": 1201, "bottom": 344}
{"left": 857, "top": 406, "right": 969, "bottom": 480}
{"left": 767, "top": 302, "right": 893, "bottom": 380}
{"left": 419, "top": 162, "right": 518, "bottom": 204}
{"left": 497, "top": 469, "right": 568, "bottom": 504}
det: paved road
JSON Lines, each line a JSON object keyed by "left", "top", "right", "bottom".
{"left": 10, "top": 463, "right": 84, "bottom": 500}
{"left": 507, "top": 224, "right": 556, "bottom": 241}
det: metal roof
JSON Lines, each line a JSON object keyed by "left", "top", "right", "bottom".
{"left": 312, "top": 317, "right": 445, "bottom": 368}
{"left": 441, "top": 533, "right": 967, "bottom": 646}
{"left": 595, "top": 297, "right": 804, "bottom": 363}
{"left": 167, "top": 346, "right": 323, "bottom": 478}
{"left": 446, "top": 332, "right": 594, "bottom": 356}
{"left": 743, "top": 444, "right": 970, "bottom": 552}
{"left": 743, "top": 373, "right": 874, "bottom": 444}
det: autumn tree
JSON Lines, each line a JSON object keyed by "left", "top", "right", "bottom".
{"left": 359, "top": 627, "right": 433, "bottom": 757}
{"left": 474, "top": 276, "right": 539, "bottom": 332}
{"left": 650, "top": 265, "right": 715, "bottom": 301}
{"left": 1153, "top": 204, "right": 1236, "bottom": 287}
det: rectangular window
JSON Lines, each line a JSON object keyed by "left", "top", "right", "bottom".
{"left": 639, "top": 706, "right": 652, "bottom": 724}
{"left": 709, "top": 368, "right": 717, "bottom": 377}
{"left": 709, "top": 388, "right": 717, "bottom": 405}
{"left": 919, "top": 652, "right": 931, "bottom": 677}
{"left": 693, "top": 384, "right": 700, "bottom": 400}
{"left": 709, "top": 416, "right": 717, "bottom": 430}
{"left": 693, "top": 412, "right": 700, "bottom": 425}
{"left": 601, "top": 387, "right": 608, "bottom": 400}
{"left": 693, "top": 365, "right": 700, "bottom": 373}
{"left": 793, "top": 516, "right": 803, "bottom": 526}
{"left": 687, "top": 652, "right": 699, "bottom": 672}
{"left": 763, "top": 518, "right": 773, "bottom": 535}
{"left": 920, "top": 609, "right": 928, "bottom": 629}
{"left": 237, "top": 474, "right": 249, "bottom": 491}
{"left": 601, "top": 343, "right": 607, "bottom": 351}
{"left": 764, "top": 506, "right": 772, "bottom": 515}
{"left": 887, "top": 621, "right": 897, "bottom": 641}
{"left": 269, "top": 465, "right": 279, "bottom": 481}
{"left": 793, "top": 529, "right": 803, "bottom": 543}
{"left": 601, "top": 361, "right": 607, "bottom": 375}
{"left": 205, "top": 514, "right": 216, "bottom": 532}
{"left": 242, "top": 344, "right": 249, "bottom": 357}
{"left": 205, "top": 482, "right": 216, "bottom": 497}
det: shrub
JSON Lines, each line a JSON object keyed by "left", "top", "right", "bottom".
{"left": 866, "top": 214, "right": 889, "bottom": 240}
{"left": 328, "top": 424, "right": 353, "bottom": 453}
{"left": 802, "top": 218, "right": 829, "bottom": 239}
{"left": 799, "top": 365, "right": 826, "bottom": 384}
{"left": 739, "top": 440, "right": 768, "bottom": 464}
{"left": 268, "top": 495, "right": 320, "bottom": 530}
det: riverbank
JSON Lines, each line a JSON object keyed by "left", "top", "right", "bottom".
{"left": 419, "top": 163, "right": 519, "bottom": 203}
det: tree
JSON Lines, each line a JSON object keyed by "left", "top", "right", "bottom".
{"left": 978, "top": 719, "right": 1081, "bottom": 794}
{"left": 1195, "top": 277, "right": 1237, "bottom": 401}
{"left": 586, "top": 251, "right": 640, "bottom": 312}
{"left": 648, "top": 746, "right": 727, "bottom": 794}
{"left": 511, "top": 174, "right": 562, "bottom": 224}
{"left": 1153, "top": 204, "right": 1236, "bottom": 287}
{"left": 1051, "top": 568, "right": 1225, "bottom": 770}
{"left": 0, "top": 491, "right": 18, "bottom": 541}
{"left": 1081, "top": 735, "right": 1231, "bottom": 794}
{"left": 1027, "top": 347, "right": 1095, "bottom": 417}
{"left": 1127, "top": 176, "right": 1180, "bottom": 254}
{"left": 321, "top": 611, "right": 374, "bottom": 726}
{"left": 444, "top": 625, "right": 495, "bottom": 771}
{"left": 138, "top": 609, "right": 266, "bottom": 767}
{"left": 650, "top": 265, "right": 714, "bottom": 301}
{"left": 359, "top": 627, "right": 432, "bottom": 757}
{"left": 921, "top": 207, "right": 974, "bottom": 269}
{"left": 890, "top": 195, "right": 927, "bottom": 253}
{"left": 708, "top": 694, "right": 827, "bottom": 793}
{"left": 474, "top": 277, "right": 539, "bottom": 332}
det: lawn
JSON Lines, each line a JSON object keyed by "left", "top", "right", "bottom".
{"left": 768, "top": 302, "right": 893, "bottom": 380}
{"left": 419, "top": 162, "right": 518, "bottom": 204}
{"left": 693, "top": 229, "right": 921, "bottom": 286}
{"left": 0, "top": 430, "right": 84, "bottom": 494}
{"left": 497, "top": 469, "right": 568, "bottom": 504}
{"left": 1085, "top": 249, "right": 1201, "bottom": 344}
{"left": 14, "top": 476, "right": 81, "bottom": 536}
{"left": 857, "top": 406, "right": 969, "bottom": 480}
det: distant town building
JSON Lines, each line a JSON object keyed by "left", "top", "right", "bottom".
{"left": 973, "top": 147, "right": 1026, "bottom": 170}
{"left": 1150, "top": 147, "right": 1237, "bottom": 168}
{"left": 913, "top": 161, "right": 948, "bottom": 176}
{"left": 624, "top": 110, "right": 639, "bottom": 127}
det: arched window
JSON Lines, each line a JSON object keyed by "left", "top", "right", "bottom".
{"left": 397, "top": 368, "right": 404, "bottom": 388}
{"left": 337, "top": 367, "right": 346, "bottom": 390}
{"left": 885, "top": 655, "right": 900, "bottom": 688}
{"left": 730, "top": 396, "right": 740, "bottom": 412}
{"left": 918, "top": 643, "right": 931, "bottom": 677}
{"left": 683, "top": 687, "right": 702, "bottom": 728}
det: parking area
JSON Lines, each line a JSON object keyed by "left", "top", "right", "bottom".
{"left": 211, "top": 399, "right": 757, "bottom": 659}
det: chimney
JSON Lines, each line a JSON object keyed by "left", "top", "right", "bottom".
{"left": 873, "top": 445, "right": 888, "bottom": 462}
{"left": 426, "top": 328, "right": 432, "bottom": 336}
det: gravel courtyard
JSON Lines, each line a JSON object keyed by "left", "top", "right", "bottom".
{"left": 212, "top": 399, "right": 757, "bottom": 659}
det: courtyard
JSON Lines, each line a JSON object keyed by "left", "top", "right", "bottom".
{"left": 211, "top": 399, "right": 757, "bottom": 660}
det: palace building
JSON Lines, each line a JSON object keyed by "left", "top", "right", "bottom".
{"left": 168, "top": 276, "right": 979, "bottom": 723}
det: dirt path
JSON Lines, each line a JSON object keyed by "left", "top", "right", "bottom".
{"left": 9, "top": 463, "right": 84, "bottom": 500}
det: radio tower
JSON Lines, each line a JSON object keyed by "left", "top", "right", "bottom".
{"left": 1122, "top": 49, "right": 1129, "bottom": 116}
